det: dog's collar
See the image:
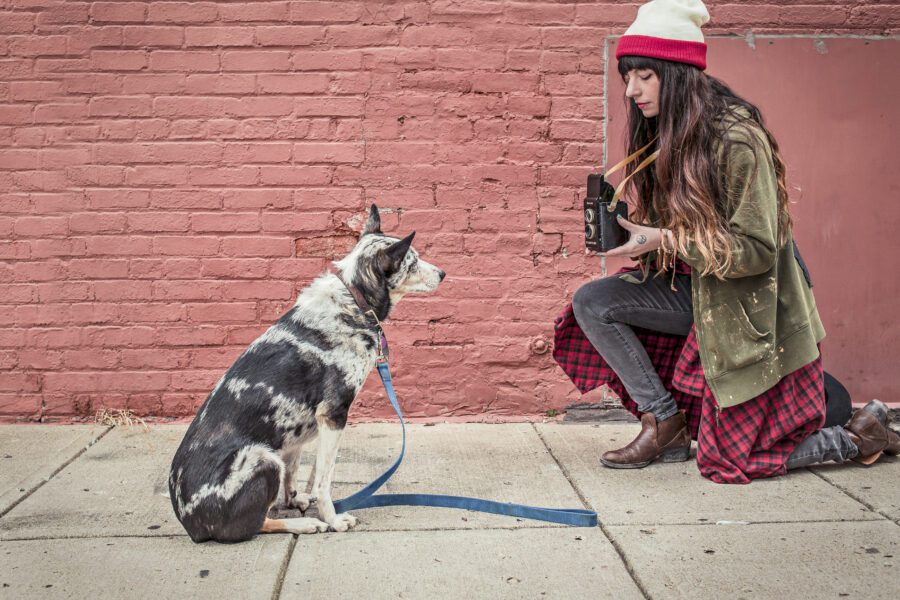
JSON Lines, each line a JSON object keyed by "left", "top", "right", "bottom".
{"left": 337, "top": 275, "right": 390, "bottom": 363}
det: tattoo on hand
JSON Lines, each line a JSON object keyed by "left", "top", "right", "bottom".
{"left": 636, "top": 234, "right": 647, "bottom": 245}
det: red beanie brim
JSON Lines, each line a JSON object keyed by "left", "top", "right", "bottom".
{"left": 615, "top": 35, "right": 707, "bottom": 70}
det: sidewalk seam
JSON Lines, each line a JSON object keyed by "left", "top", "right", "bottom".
{"left": 3, "top": 515, "right": 883, "bottom": 543}
{"left": 271, "top": 534, "right": 299, "bottom": 600}
{"left": 1, "top": 533, "right": 190, "bottom": 541}
{"left": 808, "top": 467, "right": 900, "bottom": 527}
{"left": 532, "top": 424, "right": 652, "bottom": 600}
{"left": 0, "top": 524, "right": 566, "bottom": 542}
{"left": 0, "top": 425, "right": 113, "bottom": 519}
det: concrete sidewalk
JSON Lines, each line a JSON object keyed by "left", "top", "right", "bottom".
{"left": 1, "top": 422, "right": 897, "bottom": 599}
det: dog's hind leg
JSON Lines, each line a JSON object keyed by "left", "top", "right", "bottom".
{"left": 312, "top": 416, "right": 358, "bottom": 532}
{"left": 261, "top": 517, "right": 328, "bottom": 535}
{"left": 277, "top": 446, "right": 312, "bottom": 512}
{"left": 194, "top": 445, "right": 304, "bottom": 543}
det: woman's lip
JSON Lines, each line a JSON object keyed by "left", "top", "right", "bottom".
{"left": 637, "top": 102, "right": 649, "bottom": 108}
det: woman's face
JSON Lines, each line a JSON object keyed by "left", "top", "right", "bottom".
{"left": 624, "top": 68, "right": 660, "bottom": 118}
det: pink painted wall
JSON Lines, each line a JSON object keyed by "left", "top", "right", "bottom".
{"left": 1, "top": 2, "right": 897, "bottom": 421}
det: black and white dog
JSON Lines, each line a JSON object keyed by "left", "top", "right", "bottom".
{"left": 168, "top": 205, "right": 444, "bottom": 543}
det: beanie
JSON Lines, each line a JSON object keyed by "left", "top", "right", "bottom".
{"left": 615, "top": 0, "right": 711, "bottom": 70}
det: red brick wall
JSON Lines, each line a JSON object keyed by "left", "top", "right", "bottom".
{"left": 1, "top": 2, "right": 897, "bottom": 421}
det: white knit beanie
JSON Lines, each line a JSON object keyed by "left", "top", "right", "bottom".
{"left": 616, "top": 0, "right": 711, "bottom": 70}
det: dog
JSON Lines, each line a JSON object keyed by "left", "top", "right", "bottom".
{"left": 168, "top": 205, "right": 445, "bottom": 543}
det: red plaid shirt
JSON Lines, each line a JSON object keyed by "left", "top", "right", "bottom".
{"left": 553, "top": 267, "right": 826, "bottom": 484}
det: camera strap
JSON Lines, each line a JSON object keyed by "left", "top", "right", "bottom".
{"left": 604, "top": 136, "right": 658, "bottom": 178}
{"left": 604, "top": 136, "right": 660, "bottom": 211}
{"left": 610, "top": 150, "right": 659, "bottom": 209}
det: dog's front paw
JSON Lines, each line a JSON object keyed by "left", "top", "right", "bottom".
{"left": 280, "top": 517, "right": 329, "bottom": 535}
{"left": 329, "top": 513, "right": 358, "bottom": 532}
{"left": 307, "top": 519, "right": 330, "bottom": 534}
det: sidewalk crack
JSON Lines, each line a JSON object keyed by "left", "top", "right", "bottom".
{"left": 0, "top": 425, "right": 113, "bottom": 519}
{"left": 271, "top": 533, "right": 299, "bottom": 600}
{"left": 532, "top": 424, "right": 652, "bottom": 600}
{"left": 807, "top": 467, "right": 900, "bottom": 527}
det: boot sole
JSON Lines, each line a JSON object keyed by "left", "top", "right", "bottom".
{"left": 599, "top": 447, "right": 691, "bottom": 469}
{"left": 599, "top": 457, "right": 652, "bottom": 469}
{"left": 853, "top": 450, "right": 883, "bottom": 466}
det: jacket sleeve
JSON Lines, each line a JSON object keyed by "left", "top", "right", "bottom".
{"left": 678, "top": 124, "right": 780, "bottom": 278}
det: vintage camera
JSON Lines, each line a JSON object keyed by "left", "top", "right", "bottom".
{"left": 584, "top": 173, "right": 628, "bottom": 252}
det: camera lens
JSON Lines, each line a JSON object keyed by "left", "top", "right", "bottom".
{"left": 584, "top": 208, "right": 595, "bottom": 222}
{"left": 585, "top": 224, "right": 597, "bottom": 240}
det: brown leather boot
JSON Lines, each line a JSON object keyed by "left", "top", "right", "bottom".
{"left": 844, "top": 399, "right": 900, "bottom": 465}
{"left": 888, "top": 428, "right": 900, "bottom": 456}
{"left": 600, "top": 410, "right": 691, "bottom": 469}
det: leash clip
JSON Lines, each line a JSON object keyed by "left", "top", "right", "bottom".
{"left": 376, "top": 333, "right": 389, "bottom": 364}
{"left": 366, "top": 309, "right": 390, "bottom": 364}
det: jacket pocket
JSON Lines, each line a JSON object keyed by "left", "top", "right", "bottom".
{"left": 703, "top": 296, "right": 774, "bottom": 374}
{"left": 728, "top": 295, "right": 771, "bottom": 340}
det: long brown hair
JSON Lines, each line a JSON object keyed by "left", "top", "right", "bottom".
{"left": 616, "top": 55, "right": 792, "bottom": 278}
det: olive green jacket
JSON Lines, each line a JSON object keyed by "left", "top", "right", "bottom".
{"left": 631, "top": 111, "right": 825, "bottom": 408}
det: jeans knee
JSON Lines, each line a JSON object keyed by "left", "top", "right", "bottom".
{"left": 572, "top": 281, "right": 614, "bottom": 325}
{"left": 572, "top": 284, "right": 590, "bottom": 315}
{"left": 572, "top": 285, "right": 594, "bottom": 326}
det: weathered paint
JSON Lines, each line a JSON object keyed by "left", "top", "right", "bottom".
{"left": 1, "top": 4, "right": 897, "bottom": 420}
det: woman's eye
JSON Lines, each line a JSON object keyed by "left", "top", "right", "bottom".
{"left": 640, "top": 75, "right": 652, "bottom": 81}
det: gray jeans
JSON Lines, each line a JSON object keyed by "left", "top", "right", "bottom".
{"left": 571, "top": 271, "right": 858, "bottom": 466}
{"left": 784, "top": 426, "right": 858, "bottom": 469}
{"left": 572, "top": 272, "right": 692, "bottom": 422}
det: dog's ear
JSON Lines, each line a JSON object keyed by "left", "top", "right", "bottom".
{"left": 361, "top": 204, "right": 382, "bottom": 237}
{"left": 380, "top": 232, "right": 415, "bottom": 274}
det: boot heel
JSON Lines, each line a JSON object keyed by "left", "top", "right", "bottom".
{"left": 661, "top": 446, "right": 690, "bottom": 463}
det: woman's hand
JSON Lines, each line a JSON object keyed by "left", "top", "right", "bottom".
{"left": 598, "top": 216, "right": 665, "bottom": 258}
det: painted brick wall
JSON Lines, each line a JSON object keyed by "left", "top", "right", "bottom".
{"left": 1, "top": 1, "right": 897, "bottom": 421}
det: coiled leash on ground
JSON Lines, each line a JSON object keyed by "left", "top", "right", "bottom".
{"left": 332, "top": 329, "right": 598, "bottom": 527}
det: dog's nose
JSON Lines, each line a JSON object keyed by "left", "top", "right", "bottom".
{"left": 438, "top": 270, "right": 446, "bottom": 281}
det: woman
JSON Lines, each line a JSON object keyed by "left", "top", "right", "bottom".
{"left": 554, "top": 0, "right": 899, "bottom": 483}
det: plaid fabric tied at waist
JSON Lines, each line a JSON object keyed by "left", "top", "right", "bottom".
{"left": 553, "top": 267, "right": 825, "bottom": 484}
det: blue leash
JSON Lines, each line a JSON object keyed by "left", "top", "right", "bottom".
{"left": 333, "top": 361, "right": 598, "bottom": 527}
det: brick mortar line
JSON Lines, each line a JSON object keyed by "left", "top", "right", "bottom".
{"left": 531, "top": 423, "right": 652, "bottom": 600}
{"left": 0, "top": 425, "right": 113, "bottom": 519}
{"left": 807, "top": 467, "right": 900, "bottom": 527}
{"left": 270, "top": 533, "right": 299, "bottom": 600}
